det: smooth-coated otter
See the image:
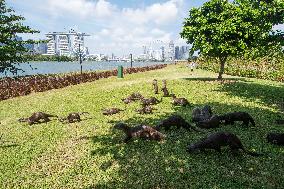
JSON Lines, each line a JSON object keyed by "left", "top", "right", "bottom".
{"left": 18, "top": 112, "right": 58, "bottom": 125}
{"left": 59, "top": 112, "right": 89, "bottom": 123}
{"left": 161, "top": 80, "right": 170, "bottom": 97}
{"left": 196, "top": 115, "right": 221, "bottom": 129}
{"left": 191, "top": 105, "right": 213, "bottom": 122}
{"left": 114, "top": 123, "right": 165, "bottom": 142}
{"left": 122, "top": 93, "right": 144, "bottom": 104}
{"left": 187, "top": 131, "right": 261, "bottom": 156}
{"left": 219, "top": 112, "right": 255, "bottom": 126}
{"left": 141, "top": 97, "right": 161, "bottom": 106}
{"left": 266, "top": 133, "right": 284, "bottom": 145}
{"left": 102, "top": 108, "right": 123, "bottom": 115}
{"left": 155, "top": 115, "right": 203, "bottom": 132}
{"left": 152, "top": 79, "right": 158, "bottom": 94}
{"left": 171, "top": 94, "right": 190, "bottom": 107}
{"left": 136, "top": 105, "right": 156, "bottom": 114}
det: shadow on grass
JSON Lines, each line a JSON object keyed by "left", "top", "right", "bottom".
{"left": 88, "top": 98, "right": 284, "bottom": 188}
{"left": 181, "top": 77, "right": 248, "bottom": 83}
{"left": 0, "top": 143, "right": 19, "bottom": 149}
{"left": 216, "top": 81, "right": 284, "bottom": 113}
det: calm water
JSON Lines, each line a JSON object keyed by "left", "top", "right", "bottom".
{"left": 0, "top": 61, "right": 171, "bottom": 78}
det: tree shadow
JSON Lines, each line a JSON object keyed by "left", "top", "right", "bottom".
{"left": 216, "top": 81, "right": 284, "bottom": 114}
{"left": 87, "top": 99, "right": 283, "bottom": 188}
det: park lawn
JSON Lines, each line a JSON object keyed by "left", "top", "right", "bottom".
{"left": 0, "top": 64, "right": 283, "bottom": 188}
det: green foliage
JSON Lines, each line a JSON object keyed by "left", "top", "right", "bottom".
{"left": 0, "top": 64, "right": 283, "bottom": 188}
{"left": 0, "top": 0, "right": 39, "bottom": 74}
{"left": 180, "top": 0, "right": 284, "bottom": 79}
{"left": 197, "top": 55, "right": 284, "bottom": 82}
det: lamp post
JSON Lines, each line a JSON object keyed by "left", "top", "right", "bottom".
{"left": 130, "top": 53, "right": 133, "bottom": 68}
{"left": 79, "top": 43, "right": 83, "bottom": 74}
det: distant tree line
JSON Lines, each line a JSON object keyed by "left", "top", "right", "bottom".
{"left": 24, "top": 54, "right": 76, "bottom": 62}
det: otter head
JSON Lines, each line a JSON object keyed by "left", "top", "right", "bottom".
{"left": 114, "top": 122, "right": 128, "bottom": 130}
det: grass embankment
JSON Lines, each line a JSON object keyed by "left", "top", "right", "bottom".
{"left": 0, "top": 64, "right": 283, "bottom": 188}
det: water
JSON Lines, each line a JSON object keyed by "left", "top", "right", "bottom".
{"left": 0, "top": 61, "right": 171, "bottom": 78}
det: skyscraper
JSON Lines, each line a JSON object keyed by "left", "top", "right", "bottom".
{"left": 168, "top": 40, "right": 175, "bottom": 61}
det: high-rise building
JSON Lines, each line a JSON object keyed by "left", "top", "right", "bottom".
{"left": 34, "top": 43, "right": 48, "bottom": 54}
{"left": 175, "top": 46, "right": 180, "bottom": 60}
{"left": 45, "top": 31, "right": 89, "bottom": 56}
{"left": 168, "top": 40, "right": 175, "bottom": 61}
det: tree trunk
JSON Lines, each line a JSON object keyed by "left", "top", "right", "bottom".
{"left": 218, "top": 56, "right": 227, "bottom": 80}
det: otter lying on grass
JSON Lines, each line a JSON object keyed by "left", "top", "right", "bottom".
{"left": 171, "top": 94, "right": 190, "bottom": 107}
{"left": 140, "top": 97, "right": 161, "bottom": 106}
{"left": 135, "top": 105, "right": 156, "bottom": 114}
{"left": 155, "top": 115, "right": 203, "bottom": 132}
{"left": 102, "top": 108, "right": 123, "bottom": 115}
{"left": 122, "top": 93, "right": 144, "bottom": 104}
{"left": 267, "top": 133, "right": 284, "bottom": 145}
{"left": 187, "top": 131, "right": 262, "bottom": 156}
{"left": 219, "top": 112, "right": 255, "bottom": 127}
{"left": 114, "top": 122, "right": 165, "bottom": 143}
{"left": 18, "top": 112, "right": 58, "bottom": 125}
{"left": 59, "top": 112, "right": 89, "bottom": 123}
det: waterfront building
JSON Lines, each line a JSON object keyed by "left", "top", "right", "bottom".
{"left": 45, "top": 31, "right": 89, "bottom": 57}
{"left": 168, "top": 40, "right": 175, "bottom": 61}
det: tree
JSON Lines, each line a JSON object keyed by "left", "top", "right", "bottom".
{"left": 0, "top": 0, "right": 39, "bottom": 74}
{"left": 180, "top": 0, "right": 284, "bottom": 79}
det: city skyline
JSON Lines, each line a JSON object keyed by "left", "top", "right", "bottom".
{"left": 6, "top": 0, "right": 206, "bottom": 56}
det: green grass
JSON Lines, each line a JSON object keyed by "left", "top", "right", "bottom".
{"left": 0, "top": 64, "right": 283, "bottom": 188}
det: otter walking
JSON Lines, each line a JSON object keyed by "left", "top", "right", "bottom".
{"left": 114, "top": 123, "right": 165, "bottom": 143}
{"left": 140, "top": 97, "right": 161, "bottom": 106}
{"left": 196, "top": 115, "right": 221, "bottom": 129}
{"left": 219, "top": 112, "right": 255, "bottom": 126}
{"left": 136, "top": 105, "right": 156, "bottom": 114}
{"left": 18, "top": 112, "right": 58, "bottom": 125}
{"left": 155, "top": 115, "right": 203, "bottom": 132}
{"left": 187, "top": 131, "right": 261, "bottom": 156}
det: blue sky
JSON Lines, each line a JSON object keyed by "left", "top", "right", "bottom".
{"left": 6, "top": 0, "right": 208, "bottom": 56}
{"left": 6, "top": 0, "right": 283, "bottom": 56}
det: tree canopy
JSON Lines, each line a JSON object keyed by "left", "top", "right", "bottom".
{"left": 0, "top": 0, "right": 39, "bottom": 74}
{"left": 181, "top": 0, "right": 284, "bottom": 79}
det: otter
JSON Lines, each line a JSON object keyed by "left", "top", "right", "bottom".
{"left": 219, "top": 112, "right": 255, "bottom": 127}
{"left": 140, "top": 97, "right": 161, "bottom": 106}
{"left": 196, "top": 115, "right": 221, "bottom": 129}
{"left": 187, "top": 131, "right": 262, "bottom": 156}
{"left": 102, "top": 108, "right": 123, "bottom": 115}
{"left": 18, "top": 112, "right": 58, "bottom": 125}
{"left": 136, "top": 105, "right": 156, "bottom": 114}
{"left": 266, "top": 133, "right": 284, "bottom": 145}
{"left": 122, "top": 93, "right": 144, "bottom": 104}
{"left": 191, "top": 105, "right": 213, "bottom": 122}
{"left": 114, "top": 123, "right": 165, "bottom": 143}
{"left": 171, "top": 94, "right": 190, "bottom": 107}
{"left": 155, "top": 115, "right": 203, "bottom": 132}
{"left": 59, "top": 112, "right": 89, "bottom": 123}
{"left": 152, "top": 79, "right": 158, "bottom": 94}
{"left": 161, "top": 80, "right": 170, "bottom": 97}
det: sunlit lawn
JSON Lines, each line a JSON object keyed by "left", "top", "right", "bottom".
{"left": 0, "top": 64, "right": 283, "bottom": 188}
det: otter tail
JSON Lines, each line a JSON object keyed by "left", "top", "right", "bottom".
{"left": 18, "top": 118, "right": 28, "bottom": 122}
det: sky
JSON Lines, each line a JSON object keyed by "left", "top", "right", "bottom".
{"left": 6, "top": 0, "right": 284, "bottom": 56}
{"left": 6, "top": 0, "right": 207, "bottom": 56}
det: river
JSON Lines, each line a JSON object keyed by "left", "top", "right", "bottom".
{"left": 0, "top": 61, "right": 172, "bottom": 78}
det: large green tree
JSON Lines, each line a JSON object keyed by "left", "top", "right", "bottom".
{"left": 181, "top": 0, "right": 284, "bottom": 79}
{"left": 0, "top": 0, "right": 39, "bottom": 74}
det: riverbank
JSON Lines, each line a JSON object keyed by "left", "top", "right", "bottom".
{"left": 0, "top": 64, "right": 283, "bottom": 188}
{"left": 0, "top": 61, "right": 172, "bottom": 78}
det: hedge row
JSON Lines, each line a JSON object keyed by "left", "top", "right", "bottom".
{"left": 0, "top": 64, "right": 167, "bottom": 101}
{"left": 197, "top": 57, "right": 284, "bottom": 82}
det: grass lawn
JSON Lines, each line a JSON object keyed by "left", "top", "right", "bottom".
{"left": 0, "top": 64, "right": 283, "bottom": 188}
